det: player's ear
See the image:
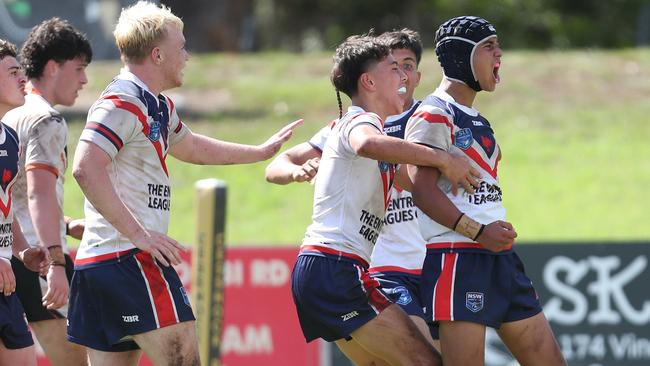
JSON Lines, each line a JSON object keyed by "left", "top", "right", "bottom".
{"left": 414, "top": 70, "right": 422, "bottom": 87}
{"left": 44, "top": 59, "right": 59, "bottom": 77}
{"left": 151, "top": 47, "right": 164, "bottom": 65}
{"left": 359, "top": 73, "right": 375, "bottom": 91}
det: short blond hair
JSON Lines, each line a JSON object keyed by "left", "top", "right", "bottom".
{"left": 113, "top": 1, "right": 183, "bottom": 63}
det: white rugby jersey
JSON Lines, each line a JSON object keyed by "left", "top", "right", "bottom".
{"left": 405, "top": 88, "right": 506, "bottom": 252}
{"left": 75, "top": 71, "right": 189, "bottom": 265}
{"left": 302, "top": 106, "right": 396, "bottom": 264}
{"left": 0, "top": 123, "right": 20, "bottom": 259}
{"left": 368, "top": 101, "right": 425, "bottom": 273}
{"left": 4, "top": 91, "right": 69, "bottom": 253}
{"left": 307, "top": 102, "right": 425, "bottom": 272}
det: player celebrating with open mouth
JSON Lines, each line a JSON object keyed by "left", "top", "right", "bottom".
{"left": 405, "top": 16, "right": 567, "bottom": 366}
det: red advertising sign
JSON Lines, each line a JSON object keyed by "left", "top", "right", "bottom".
{"left": 36, "top": 247, "right": 320, "bottom": 366}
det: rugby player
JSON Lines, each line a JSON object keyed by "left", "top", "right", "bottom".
{"left": 67, "top": 2, "right": 301, "bottom": 365}
{"left": 405, "top": 16, "right": 566, "bottom": 366}
{"left": 4, "top": 18, "right": 91, "bottom": 366}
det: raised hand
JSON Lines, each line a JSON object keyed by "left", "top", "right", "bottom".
{"left": 259, "top": 119, "right": 304, "bottom": 159}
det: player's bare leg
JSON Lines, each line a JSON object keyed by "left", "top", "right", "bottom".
{"left": 0, "top": 340, "right": 36, "bottom": 366}
{"left": 87, "top": 349, "right": 141, "bottom": 366}
{"left": 348, "top": 304, "right": 441, "bottom": 366}
{"left": 30, "top": 319, "right": 88, "bottom": 365}
{"left": 336, "top": 314, "right": 439, "bottom": 365}
{"left": 133, "top": 321, "right": 199, "bottom": 366}
{"left": 336, "top": 338, "right": 390, "bottom": 366}
{"left": 439, "top": 320, "right": 486, "bottom": 366}
{"left": 497, "top": 312, "right": 566, "bottom": 366}
{"left": 410, "top": 315, "right": 441, "bottom": 353}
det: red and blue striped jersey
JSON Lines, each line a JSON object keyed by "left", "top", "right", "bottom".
{"left": 405, "top": 89, "right": 506, "bottom": 253}
{"left": 0, "top": 123, "right": 20, "bottom": 259}
{"left": 75, "top": 71, "right": 189, "bottom": 265}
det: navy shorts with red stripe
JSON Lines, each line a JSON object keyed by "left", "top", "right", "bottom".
{"left": 0, "top": 292, "right": 34, "bottom": 349}
{"left": 370, "top": 270, "right": 424, "bottom": 318}
{"left": 420, "top": 249, "right": 542, "bottom": 329}
{"left": 291, "top": 248, "right": 392, "bottom": 342}
{"left": 370, "top": 270, "right": 439, "bottom": 340}
{"left": 67, "top": 249, "right": 195, "bottom": 352}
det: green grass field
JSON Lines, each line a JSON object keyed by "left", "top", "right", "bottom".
{"left": 62, "top": 49, "right": 650, "bottom": 247}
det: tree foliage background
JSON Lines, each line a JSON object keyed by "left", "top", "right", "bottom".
{"left": 165, "top": 0, "right": 650, "bottom": 51}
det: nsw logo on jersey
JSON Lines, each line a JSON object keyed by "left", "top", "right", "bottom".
{"left": 148, "top": 120, "right": 161, "bottom": 142}
{"left": 454, "top": 128, "right": 473, "bottom": 150}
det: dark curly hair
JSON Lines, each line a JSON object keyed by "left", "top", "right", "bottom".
{"left": 20, "top": 17, "right": 92, "bottom": 79}
{"left": 331, "top": 34, "right": 390, "bottom": 118}
{"left": 0, "top": 39, "right": 17, "bottom": 60}
{"left": 378, "top": 28, "right": 423, "bottom": 66}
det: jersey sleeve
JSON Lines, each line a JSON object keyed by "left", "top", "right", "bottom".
{"left": 340, "top": 113, "right": 383, "bottom": 155}
{"left": 308, "top": 125, "right": 331, "bottom": 152}
{"left": 405, "top": 105, "right": 454, "bottom": 151}
{"left": 23, "top": 115, "right": 67, "bottom": 177}
{"left": 79, "top": 98, "right": 140, "bottom": 160}
{"left": 166, "top": 96, "right": 190, "bottom": 146}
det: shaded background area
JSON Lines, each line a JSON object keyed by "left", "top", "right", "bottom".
{"left": 2, "top": 0, "right": 650, "bottom": 57}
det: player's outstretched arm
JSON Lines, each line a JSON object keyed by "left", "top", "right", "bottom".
{"left": 169, "top": 119, "right": 303, "bottom": 165}
{"left": 265, "top": 142, "right": 321, "bottom": 185}
{"left": 72, "top": 141, "right": 184, "bottom": 267}
{"left": 408, "top": 164, "right": 516, "bottom": 252}
{"left": 349, "top": 124, "right": 480, "bottom": 193}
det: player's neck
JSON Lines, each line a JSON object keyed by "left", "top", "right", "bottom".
{"left": 352, "top": 94, "right": 389, "bottom": 122}
{"left": 402, "top": 97, "right": 414, "bottom": 111}
{"left": 440, "top": 78, "right": 476, "bottom": 108}
{"left": 0, "top": 104, "right": 12, "bottom": 118}
{"left": 28, "top": 80, "right": 56, "bottom": 106}
{"left": 124, "top": 63, "right": 164, "bottom": 96}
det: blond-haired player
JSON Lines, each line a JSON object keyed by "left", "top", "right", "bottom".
{"left": 66, "top": 2, "right": 301, "bottom": 365}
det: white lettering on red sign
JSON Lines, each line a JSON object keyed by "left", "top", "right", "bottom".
{"left": 250, "top": 259, "right": 289, "bottom": 287}
{"left": 221, "top": 324, "right": 273, "bottom": 355}
{"left": 225, "top": 260, "right": 244, "bottom": 287}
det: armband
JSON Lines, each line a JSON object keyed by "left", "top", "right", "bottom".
{"left": 453, "top": 213, "right": 485, "bottom": 241}
{"left": 46, "top": 245, "right": 65, "bottom": 264}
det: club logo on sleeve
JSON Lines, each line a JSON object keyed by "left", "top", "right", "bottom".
{"left": 465, "top": 292, "right": 484, "bottom": 313}
{"left": 454, "top": 128, "right": 473, "bottom": 150}
{"left": 148, "top": 120, "right": 161, "bottom": 141}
